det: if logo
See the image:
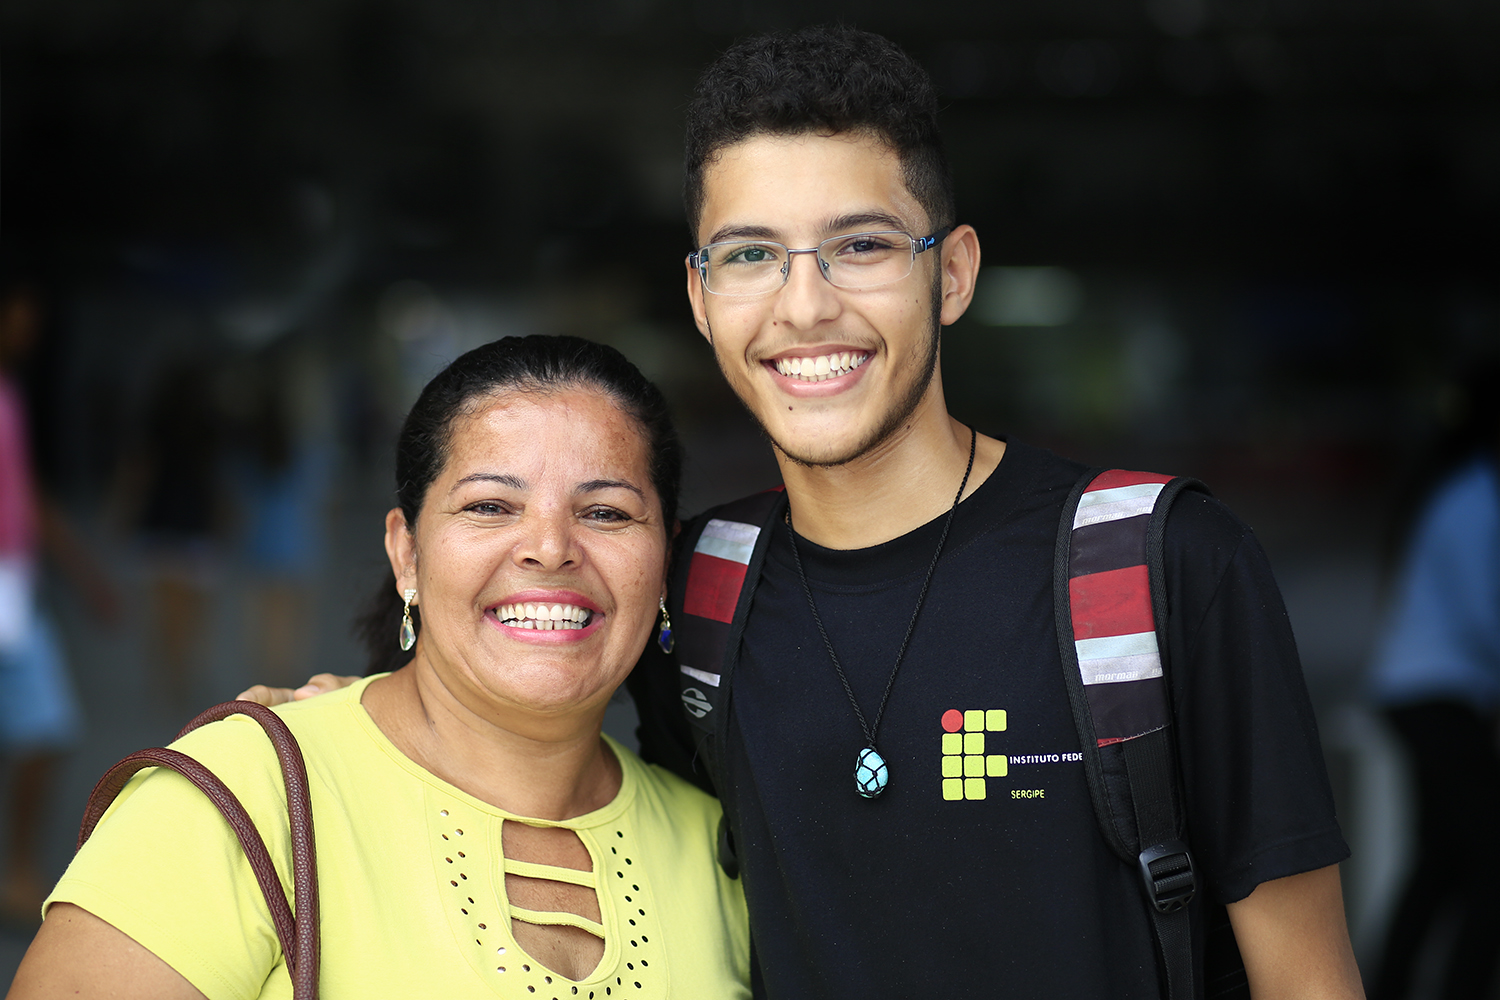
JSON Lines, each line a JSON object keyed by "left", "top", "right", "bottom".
{"left": 940, "top": 708, "right": 1007, "bottom": 800}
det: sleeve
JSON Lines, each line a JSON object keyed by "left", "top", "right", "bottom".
{"left": 44, "top": 717, "right": 292, "bottom": 1000}
{"left": 1162, "top": 491, "right": 1350, "bottom": 905}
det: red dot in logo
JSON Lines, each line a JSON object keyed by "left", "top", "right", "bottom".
{"left": 941, "top": 709, "right": 963, "bottom": 732}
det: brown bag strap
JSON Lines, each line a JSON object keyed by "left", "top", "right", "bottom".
{"left": 77, "top": 701, "right": 320, "bottom": 1000}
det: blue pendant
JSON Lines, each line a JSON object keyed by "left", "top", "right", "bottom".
{"left": 657, "top": 623, "right": 674, "bottom": 654}
{"left": 854, "top": 747, "right": 888, "bottom": 798}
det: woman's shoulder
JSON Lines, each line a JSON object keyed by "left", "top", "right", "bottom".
{"left": 161, "top": 678, "right": 376, "bottom": 794}
{"left": 607, "top": 735, "right": 722, "bottom": 822}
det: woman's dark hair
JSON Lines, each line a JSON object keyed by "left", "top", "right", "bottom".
{"left": 357, "top": 334, "right": 682, "bottom": 674}
{"left": 683, "top": 24, "right": 954, "bottom": 241}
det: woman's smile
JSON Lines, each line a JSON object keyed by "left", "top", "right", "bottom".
{"left": 488, "top": 588, "right": 605, "bottom": 642}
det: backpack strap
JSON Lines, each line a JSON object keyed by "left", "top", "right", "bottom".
{"left": 1055, "top": 469, "right": 1207, "bottom": 1000}
{"left": 670, "top": 488, "right": 788, "bottom": 877}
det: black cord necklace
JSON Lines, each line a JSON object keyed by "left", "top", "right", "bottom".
{"left": 786, "top": 425, "right": 978, "bottom": 798}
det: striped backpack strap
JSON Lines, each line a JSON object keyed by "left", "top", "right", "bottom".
{"left": 1066, "top": 469, "right": 1179, "bottom": 747}
{"left": 669, "top": 488, "right": 788, "bottom": 876}
{"left": 1055, "top": 468, "right": 1208, "bottom": 1000}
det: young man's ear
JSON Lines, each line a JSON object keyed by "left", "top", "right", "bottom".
{"left": 938, "top": 224, "right": 981, "bottom": 328}
{"left": 685, "top": 255, "right": 713, "bottom": 342}
{"left": 384, "top": 508, "right": 418, "bottom": 594}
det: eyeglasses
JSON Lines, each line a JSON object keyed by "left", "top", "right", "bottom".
{"left": 690, "top": 227, "right": 951, "bottom": 297}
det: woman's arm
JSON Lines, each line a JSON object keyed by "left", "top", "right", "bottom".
{"left": 1226, "top": 864, "right": 1365, "bottom": 999}
{"left": 6, "top": 903, "right": 207, "bottom": 1000}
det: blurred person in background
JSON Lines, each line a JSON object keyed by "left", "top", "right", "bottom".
{"left": 1367, "top": 363, "right": 1500, "bottom": 1000}
{"left": 10, "top": 336, "right": 749, "bottom": 998}
{"left": 115, "top": 358, "right": 226, "bottom": 711}
{"left": 228, "top": 351, "right": 332, "bottom": 690}
{"left": 0, "top": 284, "right": 115, "bottom": 926}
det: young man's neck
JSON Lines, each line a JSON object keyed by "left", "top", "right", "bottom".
{"left": 777, "top": 381, "right": 1005, "bottom": 550}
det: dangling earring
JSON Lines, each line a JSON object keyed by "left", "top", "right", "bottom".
{"left": 399, "top": 589, "right": 417, "bottom": 651}
{"left": 656, "top": 597, "right": 674, "bottom": 654}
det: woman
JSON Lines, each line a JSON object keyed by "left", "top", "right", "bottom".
{"left": 9, "top": 336, "right": 750, "bottom": 999}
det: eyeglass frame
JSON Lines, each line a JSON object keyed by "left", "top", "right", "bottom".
{"left": 688, "top": 226, "right": 953, "bottom": 296}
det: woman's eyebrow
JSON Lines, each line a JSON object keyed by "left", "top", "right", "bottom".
{"left": 577, "top": 478, "right": 647, "bottom": 501}
{"left": 449, "top": 472, "right": 525, "bottom": 494}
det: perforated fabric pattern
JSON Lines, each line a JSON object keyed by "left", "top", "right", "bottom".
{"left": 428, "top": 794, "right": 669, "bottom": 998}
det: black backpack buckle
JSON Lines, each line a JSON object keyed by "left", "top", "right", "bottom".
{"left": 1138, "top": 841, "right": 1196, "bottom": 913}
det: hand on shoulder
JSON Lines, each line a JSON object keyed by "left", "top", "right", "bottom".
{"left": 234, "top": 673, "right": 359, "bottom": 707}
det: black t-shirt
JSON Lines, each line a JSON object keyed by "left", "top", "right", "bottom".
{"left": 634, "top": 441, "right": 1348, "bottom": 1000}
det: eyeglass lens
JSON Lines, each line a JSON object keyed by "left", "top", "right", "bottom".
{"left": 702, "top": 232, "right": 919, "bottom": 294}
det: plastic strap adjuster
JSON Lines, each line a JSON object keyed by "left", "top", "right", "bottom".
{"left": 1138, "top": 841, "right": 1196, "bottom": 913}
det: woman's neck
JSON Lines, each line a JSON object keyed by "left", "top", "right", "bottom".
{"left": 360, "top": 665, "right": 622, "bottom": 821}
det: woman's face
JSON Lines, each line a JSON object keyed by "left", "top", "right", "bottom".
{"left": 386, "top": 386, "right": 669, "bottom": 723}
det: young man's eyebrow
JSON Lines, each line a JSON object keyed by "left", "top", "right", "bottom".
{"left": 705, "top": 212, "right": 916, "bottom": 247}
{"left": 704, "top": 223, "right": 780, "bottom": 244}
{"left": 823, "top": 211, "right": 911, "bottom": 234}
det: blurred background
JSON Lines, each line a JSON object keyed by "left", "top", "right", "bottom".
{"left": 1, "top": 0, "right": 1497, "bottom": 992}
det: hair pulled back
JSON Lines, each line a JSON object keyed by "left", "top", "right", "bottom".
{"left": 359, "top": 334, "right": 682, "bottom": 674}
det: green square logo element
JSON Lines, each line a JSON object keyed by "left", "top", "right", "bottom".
{"left": 940, "top": 708, "right": 1006, "bottom": 802}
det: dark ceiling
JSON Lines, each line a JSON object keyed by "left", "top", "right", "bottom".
{"left": 4, "top": 0, "right": 1496, "bottom": 294}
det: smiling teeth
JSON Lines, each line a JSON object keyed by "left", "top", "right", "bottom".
{"left": 496, "top": 603, "right": 593, "bottom": 630}
{"left": 774, "top": 351, "right": 868, "bottom": 382}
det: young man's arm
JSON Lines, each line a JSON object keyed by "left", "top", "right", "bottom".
{"left": 236, "top": 672, "right": 357, "bottom": 706}
{"left": 1226, "top": 863, "right": 1365, "bottom": 999}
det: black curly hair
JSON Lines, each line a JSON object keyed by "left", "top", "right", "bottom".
{"left": 683, "top": 24, "right": 954, "bottom": 242}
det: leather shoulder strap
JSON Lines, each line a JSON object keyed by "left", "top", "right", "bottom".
{"left": 78, "top": 701, "right": 320, "bottom": 1000}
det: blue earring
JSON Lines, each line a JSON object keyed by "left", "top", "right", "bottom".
{"left": 657, "top": 597, "right": 674, "bottom": 654}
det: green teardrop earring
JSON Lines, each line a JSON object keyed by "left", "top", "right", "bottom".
{"left": 398, "top": 589, "right": 417, "bottom": 652}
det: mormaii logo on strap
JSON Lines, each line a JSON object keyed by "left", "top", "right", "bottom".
{"left": 681, "top": 687, "right": 713, "bottom": 719}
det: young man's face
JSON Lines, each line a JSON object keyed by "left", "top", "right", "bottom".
{"left": 686, "top": 130, "right": 973, "bottom": 468}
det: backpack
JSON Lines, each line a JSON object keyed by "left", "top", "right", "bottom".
{"left": 661, "top": 469, "right": 1247, "bottom": 1000}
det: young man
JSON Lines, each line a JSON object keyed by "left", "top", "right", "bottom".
{"left": 628, "top": 24, "right": 1364, "bottom": 1000}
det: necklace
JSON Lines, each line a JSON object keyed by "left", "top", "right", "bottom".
{"left": 786, "top": 425, "right": 978, "bottom": 799}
